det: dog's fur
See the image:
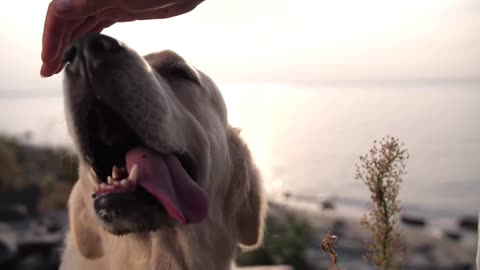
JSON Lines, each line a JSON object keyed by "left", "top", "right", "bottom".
{"left": 60, "top": 35, "right": 266, "bottom": 270}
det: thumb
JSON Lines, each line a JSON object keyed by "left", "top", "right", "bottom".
{"left": 51, "top": 0, "right": 111, "bottom": 18}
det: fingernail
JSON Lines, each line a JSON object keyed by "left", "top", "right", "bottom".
{"left": 52, "top": 0, "right": 73, "bottom": 13}
{"left": 40, "top": 65, "right": 49, "bottom": 78}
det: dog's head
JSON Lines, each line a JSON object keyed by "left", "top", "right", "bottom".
{"left": 63, "top": 34, "right": 265, "bottom": 261}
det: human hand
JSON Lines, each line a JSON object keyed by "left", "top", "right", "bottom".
{"left": 41, "top": 0, "right": 204, "bottom": 77}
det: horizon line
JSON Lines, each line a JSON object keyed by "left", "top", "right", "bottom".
{"left": 0, "top": 77, "right": 479, "bottom": 99}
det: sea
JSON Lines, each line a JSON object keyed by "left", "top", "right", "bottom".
{"left": 1, "top": 83, "right": 479, "bottom": 222}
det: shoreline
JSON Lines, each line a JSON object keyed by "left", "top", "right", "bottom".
{"left": 268, "top": 198, "right": 478, "bottom": 270}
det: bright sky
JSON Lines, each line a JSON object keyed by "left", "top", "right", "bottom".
{"left": 0, "top": 0, "right": 479, "bottom": 90}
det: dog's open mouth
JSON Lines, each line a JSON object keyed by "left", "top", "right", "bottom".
{"left": 84, "top": 102, "right": 208, "bottom": 225}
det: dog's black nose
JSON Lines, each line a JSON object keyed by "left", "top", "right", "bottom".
{"left": 85, "top": 34, "right": 123, "bottom": 55}
{"left": 63, "top": 34, "right": 123, "bottom": 64}
{"left": 63, "top": 44, "right": 77, "bottom": 64}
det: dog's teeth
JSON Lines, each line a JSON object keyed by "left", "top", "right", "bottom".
{"left": 112, "top": 165, "right": 120, "bottom": 179}
{"left": 128, "top": 164, "right": 138, "bottom": 183}
{"left": 107, "top": 176, "right": 114, "bottom": 184}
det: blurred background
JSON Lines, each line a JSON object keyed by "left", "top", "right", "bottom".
{"left": 0, "top": 0, "right": 478, "bottom": 269}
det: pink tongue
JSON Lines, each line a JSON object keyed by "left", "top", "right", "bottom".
{"left": 125, "top": 147, "right": 208, "bottom": 224}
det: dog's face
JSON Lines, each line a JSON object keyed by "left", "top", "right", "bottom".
{"left": 61, "top": 35, "right": 265, "bottom": 267}
{"left": 63, "top": 34, "right": 230, "bottom": 235}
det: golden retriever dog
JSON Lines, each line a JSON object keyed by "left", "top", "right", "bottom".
{"left": 59, "top": 34, "right": 266, "bottom": 270}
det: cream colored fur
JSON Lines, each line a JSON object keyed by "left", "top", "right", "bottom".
{"left": 60, "top": 50, "right": 266, "bottom": 270}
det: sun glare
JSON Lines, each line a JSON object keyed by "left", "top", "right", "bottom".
{"left": 0, "top": 0, "right": 475, "bottom": 87}
{"left": 220, "top": 83, "right": 298, "bottom": 194}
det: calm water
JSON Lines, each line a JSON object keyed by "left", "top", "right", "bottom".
{"left": 1, "top": 84, "right": 479, "bottom": 217}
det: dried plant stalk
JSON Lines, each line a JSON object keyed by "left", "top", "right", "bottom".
{"left": 355, "top": 136, "right": 408, "bottom": 270}
{"left": 321, "top": 231, "right": 340, "bottom": 270}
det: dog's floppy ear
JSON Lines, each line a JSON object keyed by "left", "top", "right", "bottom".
{"left": 68, "top": 181, "right": 104, "bottom": 259}
{"left": 227, "top": 128, "right": 266, "bottom": 248}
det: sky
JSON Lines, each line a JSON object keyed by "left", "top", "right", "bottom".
{"left": 0, "top": 0, "right": 479, "bottom": 91}
{"left": 0, "top": 0, "right": 479, "bottom": 205}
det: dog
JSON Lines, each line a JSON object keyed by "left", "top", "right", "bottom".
{"left": 59, "top": 34, "right": 266, "bottom": 270}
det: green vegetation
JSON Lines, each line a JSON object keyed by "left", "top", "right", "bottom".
{"left": 356, "top": 136, "right": 408, "bottom": 270}
{"left": 237, "top": 213, "right": 314, "bottom": 270}
{"left": 0, "top": 134, "right": 77, "bottom": 211}
{"left": 0, "top": 138, "right": 21, "bottom": 190}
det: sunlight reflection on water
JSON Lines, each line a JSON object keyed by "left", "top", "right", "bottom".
{"left": 220, "top": 83, "right": 480, "bottom": 216}
{"left": 1, "top": 84, "right": 479, "bottom": 216}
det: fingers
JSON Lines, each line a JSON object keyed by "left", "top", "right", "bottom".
{"left": 134, "top": 0, "right": 204, "bottom": 19}
{"left": 91, "top": 21, "right": 115, "bottom": 33}
{"left": 41, "top": 16, "right": 114, "bottom": 77}
{"left": 41, "top": 0, "right": 204, "bottom": 77}
{"left": 114, "top": 0, "right": 180, "bottom": 12}
{"left": 50, "top": 0, "right": 203, "bottom": 18}
{"left": 109, "top": 1, "right": 204, "bottom": 22}
{"left": 41, "top": 3, "right": 72, "bottom": 77}
{"left": 50, "top": 19, "right": 81, "bottom": 75}
{"left": 95, "top": 8, "right": 135, "bottom": 22}
{"left": 41, "top": 17, "right": 84, "bottom": 77}
{"left": 49, "top": 17, "right": 99, "bottom": 76}
{"left": 68, "top": 16, "right": 101, "bottom": 47}
{"left": 50, "top": 0, "right": 111, "bottom": 19}
{"left": 42, "top": 2, "right": 68, "bottom": 64}
{"left": 41, "top": 58, "right": 61, "bottom": 77}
